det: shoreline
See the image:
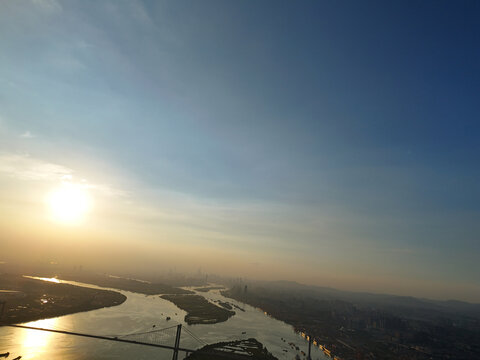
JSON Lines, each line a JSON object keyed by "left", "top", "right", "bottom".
{"left": 0, "top": 274, "right": 126, "bottom": 325}
{"left": 45, "top": 272, "right": 194, "bottom": 295}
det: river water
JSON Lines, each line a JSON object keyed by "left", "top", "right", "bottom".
{"left": 0, "top": 278, "right": 329, "bottom": 360}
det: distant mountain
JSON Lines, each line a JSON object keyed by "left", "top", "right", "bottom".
{"left": 224, "top": 279, "right": 480, "bottom": 359}
{"left": 240, "top": 279, "right": 480, "bottom": 320}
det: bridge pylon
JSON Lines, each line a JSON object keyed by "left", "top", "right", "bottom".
{"left": 172, "top": 324, "right": 182, "bottom": 360}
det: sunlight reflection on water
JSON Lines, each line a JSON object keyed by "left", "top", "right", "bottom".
{"left": 20, "top": 318, "right": 58, "bottom": 359}
{"left": 23, "top": 276, "right": 60, "bottom": 283}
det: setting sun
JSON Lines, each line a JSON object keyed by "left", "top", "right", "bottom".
{"left": 46, "top": 184, "right": 92, "bottom": 224}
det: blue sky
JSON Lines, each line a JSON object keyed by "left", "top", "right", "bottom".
{"left": 0, "top": 1, "right": 479, "bottom": 300}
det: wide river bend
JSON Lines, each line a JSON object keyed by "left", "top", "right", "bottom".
{"left": 0, "top": 278, "right": 329, "bottom": 360}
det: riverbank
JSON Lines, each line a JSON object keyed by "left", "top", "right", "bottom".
{"left": 54, "top": 272, "right": 193, "bottom": 295}
{"left": 0, "top": 274, "right": 126, "bottom": 325}
{"left": 161, "top": 294, "right": 235, "bottom": 325}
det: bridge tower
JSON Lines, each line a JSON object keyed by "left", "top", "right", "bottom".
{"left": 172, "top": 324, "right": 182, "bottom": 360}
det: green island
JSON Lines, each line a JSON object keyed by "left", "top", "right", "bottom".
{"left": 194, "top": 286, "right": 225, "bottom": 292}
{"left": 57, "top": 272, "right": 193, "bottom": 295}
{"left": 185, "top": 338, "right": 278, "bottom": 360}
{"left": 160, "top": 294, "right": 235, "bottom": 325}
{"left": 0, "top": 274, "right": 126, "bottom": 325}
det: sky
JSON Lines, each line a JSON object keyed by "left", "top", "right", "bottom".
{"left": 0, "top": 0, "right": 479, "bottom": 301}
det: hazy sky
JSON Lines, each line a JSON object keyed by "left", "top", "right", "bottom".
{"left": 0, "top": 1, "right": 479, "bottom": 301}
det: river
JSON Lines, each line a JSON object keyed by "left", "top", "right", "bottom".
{"left": 0, "top": 278, "right": 330, "bottom": 360}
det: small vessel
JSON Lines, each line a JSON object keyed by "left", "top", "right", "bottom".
{"left": 166, "top": 316, "right": 171, "bottom": 321}
{"left": 0, "top": 353, "right": 9, "bottom": 358}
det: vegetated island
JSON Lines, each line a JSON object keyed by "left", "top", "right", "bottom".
{"left": 161, "top": 294, "right": 235, "bottom": 325}
{"left": 185, "top": 338, "right": 278, "bottom": 360}
{"left": 0, "top": 274, "right": 126, "bottom": 325}
{"left": 56, "top": 272, "right": 193, "bottom": 295}
{"left": 194, "top": 286, "right": 225, "bottom": 293}
{"left": 212, "top": 299, "right": 245, "bottom": 312}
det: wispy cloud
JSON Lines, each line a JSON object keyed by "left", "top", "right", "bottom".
{"left": 51, "top": 56, "right": 86, "bottom": 72}
{"left": 0, "top": 153, "right": 72, "bottom": 181}
{"left": 85, "top": 182, "right": 127, "bottom": 198}
{"left": 76, "top": 40, "right": 94, "bottom": 50}
{"left": 0, "top": 153, "right": 124, "bottom": 198}
{"left": 31, "top": 0, "right": 62, "bottom": 13}
{"left": 20, "top": 131, "right": 35, "bottom": 139}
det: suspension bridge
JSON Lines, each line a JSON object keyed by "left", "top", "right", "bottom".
{"left": 3, "top": 322, "right": 207, "bottom": 360}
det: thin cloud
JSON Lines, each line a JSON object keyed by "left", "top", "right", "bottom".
{"left": 0, "top": 153, "right": 125, "bottom": 198}
{"left": 52, "top": 56, "right": 86, "bottom": 71}
{"left": 0, "top": 153, "right": 72, "bottom": 181}
{"left": 31, "top": 0, "right": 62, "bottom": 13}
{"left": 20, "top": 131, "right": 35, "bottom": 139}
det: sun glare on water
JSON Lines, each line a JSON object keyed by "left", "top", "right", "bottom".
{"left": 21, "top": 318, "right": 59, "bottom": 357}
{"left": 46, "top": 183, "right": 92, "bottom": 224}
